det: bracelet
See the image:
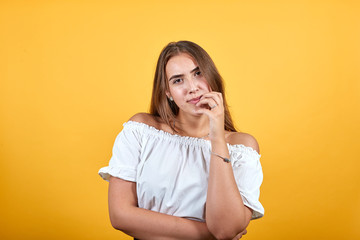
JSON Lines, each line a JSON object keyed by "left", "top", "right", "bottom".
{"left": 211, "top": 152, "right": 231, "bottom": 163}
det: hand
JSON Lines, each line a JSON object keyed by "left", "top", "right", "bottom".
{"left": 232, "top": 229, "right": 247, "bottom": 240}
{"left": 194, "top": 91, "right": 225, "bottom": 141}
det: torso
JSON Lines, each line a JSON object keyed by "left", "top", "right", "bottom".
{"left": 130, "top": 112, "right": 257, "bottom": 149}
{"left": 119, "top": 119, "right": 261, "bottom": 222}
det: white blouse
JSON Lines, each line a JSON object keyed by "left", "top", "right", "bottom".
{"left": 99, "top": 121, "right": 264, "bottom": 221}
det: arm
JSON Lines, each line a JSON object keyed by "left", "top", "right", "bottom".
{"left": 108, "top": 176, "right": 216, "bottom": 240}
{"left": 195, "top": 92, "right": 256, "bottom": 240}
{"left": 207, "top": 139, "right": 253, "bottom": 239}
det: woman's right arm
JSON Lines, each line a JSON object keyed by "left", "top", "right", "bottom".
{"left": 108, "top": 176, "right": 215, "bottom": 240}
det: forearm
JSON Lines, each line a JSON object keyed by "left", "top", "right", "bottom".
{"left": 111, "top": 206, "right": 215, "bottom": 240}
{"left": 206, "top": 139, "right": 248, "bottom": 239}
{"left": 109, "top": 177, "right": 214, "bottom": 240}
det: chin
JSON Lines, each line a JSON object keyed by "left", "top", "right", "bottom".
{"left": 193, "top": 109, "right": 204, "bottom": 116}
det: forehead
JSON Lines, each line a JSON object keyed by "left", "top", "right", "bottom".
{"left": 165, "top": 53, "right": 198, "bottom": 76}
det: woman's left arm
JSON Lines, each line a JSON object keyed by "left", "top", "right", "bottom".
{"left": 195, "top": 92, "right": 256, "bottom": 240}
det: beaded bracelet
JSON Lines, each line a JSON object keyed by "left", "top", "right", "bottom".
{"left": 211, "top": 152, "right": 231, "bottom": 163}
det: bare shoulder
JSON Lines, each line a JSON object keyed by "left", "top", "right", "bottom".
{"left": 128, "top": 112, "right": 162, "bottom": 129}
{"left": 226, "top": 131, "right": 260, "bottom": 154}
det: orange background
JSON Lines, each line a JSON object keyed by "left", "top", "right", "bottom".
{"left": 1, "top": 0, "right": 359, "bottom": 239}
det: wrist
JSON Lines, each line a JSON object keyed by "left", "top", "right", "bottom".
{"left": 210, "top": 137, "right": 226, "bottom": 146}
{"left": 210, "top": 136, "right": 229, "bottom": 158}
{"left": 209, "top": 129, "right": 225, "bottom": 142}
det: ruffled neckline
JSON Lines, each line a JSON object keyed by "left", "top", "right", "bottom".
{"left": 124, "top": 121, "right": 261, "bottom": 157}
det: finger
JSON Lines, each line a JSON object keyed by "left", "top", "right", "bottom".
{"left": 193, "top": 104, "right": 216, "bottom": 117}
{"left": 196, "top": 98, "right": 218, "bottom": 109}
{"left": 199, "top": 98, "right": 221, "bottom": 111}
{"left": 231, "top": 232, "right": 242, "bottom": 240}
{"left": 193, "top": 105, "right": 212, "bottom": 115}
{"left": 201, "top": 92, "right": 222, "bottom": 106}
{"left": 231, "top": 233, "right": 239, "bottom": 240}
{"left": 234, "top": 229, "right": 247, "bottom": 240}
{"left": 202, "top": 91, "right": 223, "bottom": 101}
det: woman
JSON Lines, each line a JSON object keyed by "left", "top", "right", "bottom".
{"left": 99, "top": 41, "right": 264, "bottom": 240}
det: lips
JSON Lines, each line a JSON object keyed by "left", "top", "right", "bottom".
{"left": 187, "top": 96, "right": 202, "bottom": 104}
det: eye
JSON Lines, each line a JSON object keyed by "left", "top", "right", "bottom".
{"left": 195, "top": 71, "right": 202, "bottom": 77}
{"left": 172, "top": 78, "right": 182, "bottom": 84}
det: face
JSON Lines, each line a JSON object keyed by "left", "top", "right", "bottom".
{"left": 165, "top": 53, "right": 211, "bottom": 115}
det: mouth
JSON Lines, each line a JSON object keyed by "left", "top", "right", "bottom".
{"left": 187, "top": 95, "right": 202, "bottom": 104}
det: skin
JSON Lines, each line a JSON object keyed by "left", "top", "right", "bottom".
{"left": 108, "top": 53, "right": 260, "bottom": 240}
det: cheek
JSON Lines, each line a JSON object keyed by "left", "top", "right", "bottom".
{"left": 202, "top": 80, "right": 211, "bottom": 92}
{"left": 170, "top": 87, "right": 186, "bottom": 99}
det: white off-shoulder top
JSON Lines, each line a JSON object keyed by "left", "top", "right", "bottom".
{"left": 99, "top": 121, "right": 264, "bottom": 221}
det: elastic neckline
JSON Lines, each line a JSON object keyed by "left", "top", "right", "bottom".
{"left": 124, "top": 120, "right": 261, "bottom": 157}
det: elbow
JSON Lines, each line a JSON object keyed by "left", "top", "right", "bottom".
{"left": 110, "top": 219, "right": 122, "bottom": 231}
{"left": 109, "top": 211, "right": 128, "bottom": 232}
{"left": 109, "top": 214, "right": 122, "bottom": 231}
{"left": 210, "top": 229, "right": 246, "bottom": 240}
{"left": 207, "top": 217, "right": 248, "bottom": 240}
{"left": 212, "top": 233, "right": 234, "bottom": 240}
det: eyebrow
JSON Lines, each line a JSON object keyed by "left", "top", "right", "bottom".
{"left": 168, "top": 66, "right": 200, "bottom": 82}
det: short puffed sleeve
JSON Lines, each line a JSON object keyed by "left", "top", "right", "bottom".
{"left": 98, "top": 122, "right": 142, "bottom": 182}
{"left": 230, "top": 145, "right": 265, "bottom": 220}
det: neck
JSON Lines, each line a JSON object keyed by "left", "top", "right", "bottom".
{"left": 174, "top": 111, "right": 209, "bottom": 138}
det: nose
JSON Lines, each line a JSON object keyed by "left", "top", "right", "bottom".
{"left": 187, "top": 77, "right": 199, "bottom": 94}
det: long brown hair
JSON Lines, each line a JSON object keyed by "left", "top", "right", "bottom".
{"left": 150, "top": 41, "right": 237, "bottom": 132}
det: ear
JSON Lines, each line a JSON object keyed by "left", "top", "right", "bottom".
{"left": 165, "top": 90, "right": 170, "bottom": 99}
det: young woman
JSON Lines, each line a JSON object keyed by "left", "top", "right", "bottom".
{"left": 99, "top": 41, "right": 264, "bottom": 240}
